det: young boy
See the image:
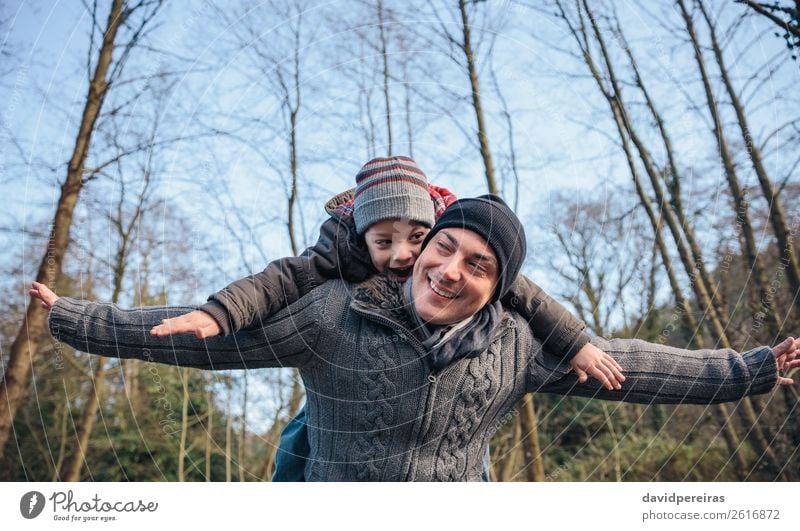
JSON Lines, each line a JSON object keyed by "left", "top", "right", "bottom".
{"left": 33, "top": 156, "right": 623, "bottom": 481}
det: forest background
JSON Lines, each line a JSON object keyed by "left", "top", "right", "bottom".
{"left": 1, "top": 0, "right": 799, "bottom": 481}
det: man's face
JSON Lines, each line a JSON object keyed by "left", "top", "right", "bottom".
{"left": 364, "top": 218, "right": 430, "bottom": 282}
{"left": 411, "top": 228, "right": 499, "bottom": 325}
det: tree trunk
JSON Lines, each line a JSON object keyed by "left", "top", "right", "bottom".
{"left": 205, "top": 387, "right": 213, "bottom": 481}
{"left": 0, "top": 0, "right": 126, "bottom": 459}
{"left": 59, "top": 363, "right": 108, "bottom": 481}
{"left": 517, "top": 395, "right": 545, "bottom": 481}
{"left": 699, "top": 0, "right": 800, "bottom": 448}
{"left": 258, "top": 375, "right": 304, "bottom": 481}
{"left": 60, "top": 238, "right": 131, "bottom": 481}
{"left": 287, "top": 372, "right": 304, "bottom": 418}
{"left": 500, "top": 418, "right": 521, "bottom": 481}
{"left": 259, "top": 405, "right": 286, "bottom": 481}
{"left": 238, "top": 372, "right": 248, "bottom": 482}
{"left": 458, "top": 0, "right": 497, "bottom": 194}
{"left": 287, "top": 110, "right": 300, "bottom": 257}
{"left": 178, "top": 368, "right": 190, "bottom": 481}
{"left": 225, "top": 381, "right": 233, "bottom": 482}
{"left": 51, "top": 402, "right": 69, "bottom": 481}
{"left": 403, "top": 61, "right": 414, "bottom": 158}
{"left": 614, "top": 106, "right": 701, "bottom": 336}
{"left": 600, "top": 402, "right": 622, "bottom": 481}
{"left": 285, "top": 13, "right": 303, "bottom": 257}
{"left": 377, "top": 0, "right": 393, "bottom": 155}
{"left": 678, "top": 0, "right": 780, "bottom": 336}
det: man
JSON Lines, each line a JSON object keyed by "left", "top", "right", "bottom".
{"left": 41, "top": 195, "right": 798, "bottom": 481}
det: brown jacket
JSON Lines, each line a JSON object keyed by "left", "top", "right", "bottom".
{"left": 199, "top": 191, "right": 591, "bottom": 359}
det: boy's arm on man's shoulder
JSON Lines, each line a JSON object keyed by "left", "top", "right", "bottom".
{"left": 199, "top": 216, "right": 374, "bottom": 335}
{"left": 528, "top": 336, "right": 778, "bottom": 404}
{"left": 502, "top": 275, "right": 591, "bottom": 360}
{"left": 48, "top": 294, "right": 323, "bottom": 370}
{"left": 300, "top": 214, "right": 374, "bottom": 285}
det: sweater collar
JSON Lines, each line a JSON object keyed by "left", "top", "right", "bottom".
{"left": 351, "top": 275, "right": 514, "bottom": 368}
{"left": 351, "top": 275, "right": 515, "bottom": 331}
{"left": 350, "top": 275, "right": 422, "bottom": 339}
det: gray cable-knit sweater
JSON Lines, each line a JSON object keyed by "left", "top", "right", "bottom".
{"left": 48, "top": 277, "right": 778, "bottom": 481}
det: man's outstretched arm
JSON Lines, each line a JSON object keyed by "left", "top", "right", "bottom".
{"left": 528, "top": 336, "right": 797, "bottom": 404}
{"left": 46, "top": 292, "right": 325, "bottom": 371}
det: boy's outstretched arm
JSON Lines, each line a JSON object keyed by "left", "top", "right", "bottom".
{"left": 503, "top": 275, "right": 624, "bottom": 390}
{"left": 152, "top": 215, "right": 374, "bottom": 338}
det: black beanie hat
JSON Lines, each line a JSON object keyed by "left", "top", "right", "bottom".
{"left": 421, "top": 194, "right": 526, "bottom": 302}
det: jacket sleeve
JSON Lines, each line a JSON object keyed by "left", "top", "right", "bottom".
{"left": 502, "top": 274, "right": 591, "bottom": 360}
{"left": 526, "top": 336, "right": 778, "bottom": 404}
{"left": 198, "top": 215, "right": 374, "bottom": 335}
{"left": 48, "top": 292, "right": 325, "bottom": 371}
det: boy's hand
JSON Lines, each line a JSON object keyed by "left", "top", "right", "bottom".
{"left": 30, "top": 281, "right": 59, "bottom": 310}
{"left": 570, "top": 342, "right": 625, "bottom": 391}
{"left": 150, "top": 310, "right": 222, "bottom": 339}
{"left": 772, "top": 337, "right": 800, "bottom": 386}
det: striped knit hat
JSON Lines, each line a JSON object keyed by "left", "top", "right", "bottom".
{"left": 353, "top": 156, "right": 435, "bottom": 234}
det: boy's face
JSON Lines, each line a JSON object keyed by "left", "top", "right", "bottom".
{"left": 411, "top": 228, "right": 499, "bottom": 325}
{"left": 364, "top": 218, "right": 430, "bottom": 282}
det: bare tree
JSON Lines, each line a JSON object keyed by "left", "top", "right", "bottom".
{"left": 456, "top": 0, "right": 497, "bottom": 192}
{"left": 735, "top": 0, "right": 800, "bottom": 58}
{"left": 225, "top": 378, "right": 233, "bottom": 482}
{"left": 697, "top": 0, "right": 800, "bottom": 317}
{"left": 205, "top": 384, "right": 214, "bottom": 481}
{"left": 550, "top": 0, "right": 764, "bottom": 477}
{"left": 678, "top": 0, "right": 778, "bottom": 340}
{"left": 610, "top": 16, "right": 728, "bottom": 325}
{"left": 355, "top": 43, "right": 379, "bottom": 159}
{"left": 577, "top": 0, "right": 789, "bottom": 479}
{"left": 238, "top": 372, "right": 248, "bottom": 482}
{"left": 377, "top": 0, "right": 394, "bottom": 154}
{"left": 0, "top": 0, "right": 165, "bottom": 458}
{"left": 178, "top": 368, "right": 191, "bottom": 482}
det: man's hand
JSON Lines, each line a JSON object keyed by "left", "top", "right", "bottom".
{"left": 570, "top": 342, "right": 625, "bottom": 391}
{"left": 772, "top": 337, "right": 800, "bottom": 386}
{"left": 30, "top": 281, "right": 59, "bottom": 310}
{"left": 150, "top": 310, "right": 222, "bottom": 339}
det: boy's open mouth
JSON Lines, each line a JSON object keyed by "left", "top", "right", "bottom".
{"left": 387, "top": 266, "right": 413, "bottom": 281}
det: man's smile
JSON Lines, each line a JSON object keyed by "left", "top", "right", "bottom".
{"left": 428, "top": 276, "right": 460, "bottom": 300}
